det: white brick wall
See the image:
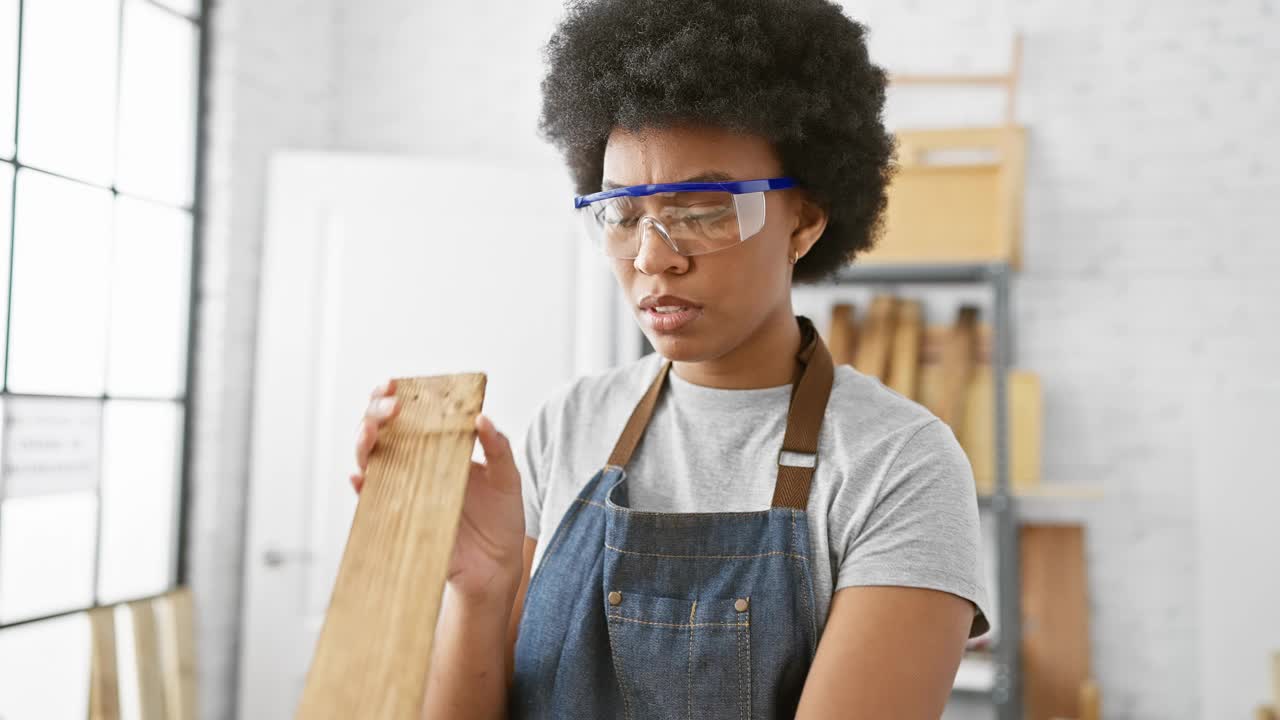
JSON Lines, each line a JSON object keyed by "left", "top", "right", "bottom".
{"left": 192, "top": 1, "right": 337, "bottom": 718}
{"left": 194, "top": 1, "right": 1280, "bottom": 717}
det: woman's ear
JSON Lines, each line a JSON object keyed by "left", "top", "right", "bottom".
{"left": 790, "top": 194, "right": 829, "bottom": 261}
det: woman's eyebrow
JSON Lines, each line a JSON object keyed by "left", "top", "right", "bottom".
{"left": 601, "top": 172, "right": 736, "bottom": 190}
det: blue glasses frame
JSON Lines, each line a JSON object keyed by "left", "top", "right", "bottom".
{"left": 573, "top": 177, "right": 797, "bottom": 209}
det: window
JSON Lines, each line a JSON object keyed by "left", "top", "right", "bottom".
{"left": 0, "top": 0, "right": 203, "bottom": 714}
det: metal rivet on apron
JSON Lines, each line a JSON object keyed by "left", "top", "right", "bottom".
{"left": 608, "top": 590, "right": 622, "bottom": 606}
{"left": 734, "top": 598, "right": 749, "bottom": 613}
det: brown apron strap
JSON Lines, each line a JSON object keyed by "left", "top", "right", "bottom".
{"left": 605, "top": 317, "right": 835, "bottom": 510}
{"left": 606, "top": 359, "right": 672, "bottom": 468}
{"left": 770, "top": 316, "right": 835, "bottom": 509}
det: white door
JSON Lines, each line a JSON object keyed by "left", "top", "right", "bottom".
{"left": 236, "top": 152, "right": 613, "bottom": 719}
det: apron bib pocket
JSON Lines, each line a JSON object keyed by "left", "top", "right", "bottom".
{"left": 605, "top": 591, "right": 753, "bottom": 720}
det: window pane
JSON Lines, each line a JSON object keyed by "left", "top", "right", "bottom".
{"left": 8, "top": 170, "right": 112, "bottom": 395}
{"left": 116, "top": 0, "right": 196, "bottom": 207}
{"left": 107, "top": 198, "right": 191, "bottom": 398}
{"left": 0, "top": 0, "right": 16, "bottom": 160}
{"left": 153, "top": 0, "right": 199, "bottom": 18}
{"left": 0, "top": 162, "right": 10, "bottom": 350}
{"left": 0, "top": 613, "right": 91, "bottom": 718}
{"left": 97, "top": 400, "right": 182, "bottom": 604}
{"left": 1, "top": 397, "right": 101, "bottom": 499}
{"left": 0, "top": 492, "right": 97, "bottom": 623}
{"left": 17, "top": 0, "right": 120, "bottom": 184}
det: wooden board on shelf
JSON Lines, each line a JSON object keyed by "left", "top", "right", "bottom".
{"left": 934, "top": 306, "right": 978, "bottom": 430}
{"left": 860, "top": 127, "right": 1025, "bottom": 268}
{"left": 1021, "top": 524, "right": 1090, "bottom": 720}
{"left": 917, "top": 322, "right": 1042, "bottom": 493}
{"left": 886, "top": 299, "right": 922, "bottom": 400}
{"left": 853, "top": 295, "right": 897, "bottom": 380}
{"left": 827, "top": 303, "right": 857, "bottom": 366}
{"left": 960, "top": 368, "right": 1042, "bottom": 494}
{"left": 296, "top": 373, "right": 487, "bottom": 720}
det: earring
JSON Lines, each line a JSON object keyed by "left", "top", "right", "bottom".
{"left": 788, "top": 248, "right": 799, "bottom": 265}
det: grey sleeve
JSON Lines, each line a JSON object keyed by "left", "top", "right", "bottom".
{"left": 835, "top": 419, "right": 991, "bottom": 635}
{"left": 516, "top": 395, "right": 557, "bottom": 541}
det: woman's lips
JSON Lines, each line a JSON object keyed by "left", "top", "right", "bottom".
{"left": 641, "top": 305, "right": 703, "bottom": 332}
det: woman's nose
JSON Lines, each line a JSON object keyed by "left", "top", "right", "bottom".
{"left": 633, "top": 218, "right": 688, "bottom": 275}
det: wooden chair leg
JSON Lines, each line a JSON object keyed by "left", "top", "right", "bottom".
{"left": 88, "top": 607, "right": 120, "bottom": 720}
{"left": 127, "top": 599, "right": 168, "bottom": 720}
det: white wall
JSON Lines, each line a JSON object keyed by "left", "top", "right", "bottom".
{"left": 194, "top": 1, "right": 1280, "bottom": 718}
{"left": 193, "top": 1, "right": 337, "bottom": 718}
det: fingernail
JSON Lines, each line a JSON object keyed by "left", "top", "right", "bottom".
{"left": 377, "top": 397, "right": 396, "bottom": 413}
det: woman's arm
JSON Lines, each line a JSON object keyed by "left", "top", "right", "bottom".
{"left": 795, "top": 585, "right": 973, "bottom": 719}
{"left": 418, "top": 537, "right": 536, "bottom": 720}
{"left": 421, "top": 581, "right": 520, "bottom": 720}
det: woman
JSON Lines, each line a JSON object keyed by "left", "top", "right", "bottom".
{"left": 352, "top": 1, "right": 990, "bottom": 717}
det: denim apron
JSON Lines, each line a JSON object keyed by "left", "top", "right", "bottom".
{"left": 510, "top": 316, "right": 835, "bottom": 720}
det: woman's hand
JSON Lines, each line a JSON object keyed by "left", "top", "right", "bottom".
{"left": 352, "top": 380, "right": 527, "bottom": 603}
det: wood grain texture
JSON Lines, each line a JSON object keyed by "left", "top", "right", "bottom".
{"left": 1021, "top": 525, "right": 1090, "bottom": 720}
{"left": 128, "top": 599, "right": 168, "bottom": 720}
{"left": 885, "top": 299, "right": 922, "bottom": 400}
{"left": 935, "top": 306, "right": 979, "bottom": 429}
{"left": 88, "top": 607, "right": 120, "bottom": 720}
{"left": 157, "top": 588, "right": 197, "bottom": 720}
{"left": 296, "top": 373, "right": 486, "bottom": 720}
{"left": 852, "top": 295, "right": 897, "bottom": 380}
{"left": 827, "top": 303, "right": 856, "bottom": 366}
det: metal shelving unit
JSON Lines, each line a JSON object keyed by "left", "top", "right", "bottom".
{"left": 829, "top": 260, "right": 1021, "bottom": 720}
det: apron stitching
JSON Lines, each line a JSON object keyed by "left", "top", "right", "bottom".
{"left": 606, "top": 614, "right": 749, "bottom": 629}
{"left": 538, "top": 477, "right": 604, "bottom": 571}
{"left": 606, "top": 616, "right": 634, "bottom": 720}
{"left": 604, "top": 543, "right": 806, "bottom": 562}
{"left": 740, "top": 615, "right": 753, "bottom": 720}
{"left": 789, "top": 509, "right": 817, "bottom": 655}
{"left": 687, "top": 600, "right": 695, "bottom": 720}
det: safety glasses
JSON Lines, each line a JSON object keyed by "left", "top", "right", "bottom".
{"left": 573, "top": 177, "right": 796, "bottom": 259}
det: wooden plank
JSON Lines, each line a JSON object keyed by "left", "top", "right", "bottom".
{"left": 127, "top": 599, "right": 168, "bottom": 720}
{"left": 935, "top": 306, "right": 978, "bottom": 430}
{"left": 1021, "top": 525, "right": 1090, "bottom": 720}
{"left": 852, "top": 294, "right": 897, "bottom": 380}
{"left": 156, "top": 589, "right": 197, "bottom": 720}
{"left": 826, "top": 303, "right": 856, "bottom": 366}
{"left": 885, "top": 299, "right": 922, "bottom": 400}
{"left": 88, "top": 607, "right": 120, "bottom": 720}
{"left": 296, "top": 373, "right": 487, "bottom": 720}
{"left": 960, "top": 368, "right": 1042, "bottom": 494}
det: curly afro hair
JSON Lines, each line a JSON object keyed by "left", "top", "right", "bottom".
{"left": 540, "top": 0, "right": 895, "bottom": 282}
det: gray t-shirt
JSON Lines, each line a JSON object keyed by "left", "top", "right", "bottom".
{"left": 518, "top": 352, "right": 991, "bottom": 638}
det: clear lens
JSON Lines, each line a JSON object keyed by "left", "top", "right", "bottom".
{"left": 580, "top": 190, "right": 768, "bottom": 259}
